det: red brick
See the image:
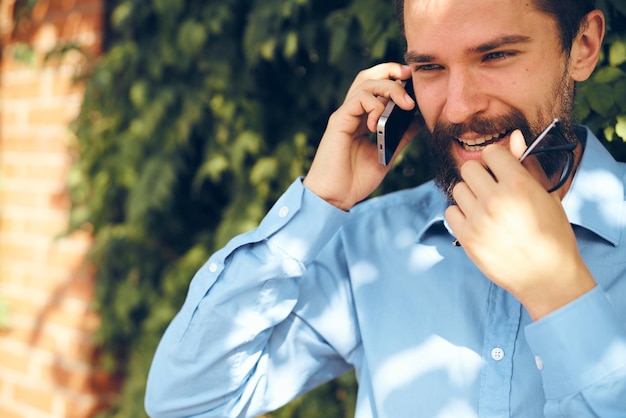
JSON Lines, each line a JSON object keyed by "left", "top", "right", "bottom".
{"left": 0, "top": 156, "right": 71, "bottom": 182}
{"left": 13, "top": 381, "right": 56, "bottom": 414}
{"left": 0, "top": 211, "right": 72, "bottom": 237}
{"left": 4, "top": 318, "right": 97, "bottom": 363}
{"left": 0, "top": 406, "right": 23, "bottom": 418}
{"left": 39, "top": 360, "right": 93, "bottom": 393}
{"left": 1, "top": 1, "right": 107, "bottom": 416}
{"left": 50, "top": 70, "right": 85, "bottom": 97}
{"left": 0, "top": 344, "right": 31, "bottom": 375}
{"left": 0, "top": 133, "right": 73, "bottom": 153}
{"left": 0, "top": 240, "right": 42, "bottom": 263}
{"left": 59, "top": 396, "right": 103, "bottom": 418}
{"left": 27, "top": 100, "right": 81, "bottom": 125}
{"left": 0, "top": 77, "right": 43, "bottom": 98}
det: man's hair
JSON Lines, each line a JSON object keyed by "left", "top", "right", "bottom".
{"left": 394, "top": 0, "right": 596, "bottom": 51}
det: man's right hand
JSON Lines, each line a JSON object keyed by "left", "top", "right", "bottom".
{"left": 303, "top": 63, "right": 422, "bottom": 211}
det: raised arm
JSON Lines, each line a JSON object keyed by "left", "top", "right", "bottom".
{"left": 145, "top": 63, "right": 422, "bottom": 417}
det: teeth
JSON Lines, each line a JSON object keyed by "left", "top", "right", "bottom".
{"left": 458, "top": 130, "right": 507, "bottom": 147}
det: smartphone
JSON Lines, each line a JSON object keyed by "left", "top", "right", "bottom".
{"left": 377, "top": 78, "right": 417, "bottom": 166}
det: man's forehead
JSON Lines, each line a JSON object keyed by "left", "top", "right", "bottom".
{"left": 404, "top": 0, "right": 538, "bottom": 10}
{"left": 403, "top": 0, "right": 542, "bottom": 26}
{"left": 402, "top": 0, "right": 553, "bottom": 51}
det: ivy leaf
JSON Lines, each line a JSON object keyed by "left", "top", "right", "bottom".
{"left": 616, "top": 116, "right": 626, "bottom": 140}
{"left": 177, "top": 20, "right": 208, "bottom": 57}
{"left": 111, "top": 2, "right": 133, "bottom": 29}
{"left": 152, "top": 0, "right": 183, "bottom": 20}
{"left": 609, "top": 39, "right": 626, "bottom": 66}
{"left": 129, "top": 80, "right": 148, "bottom": 109}
{"left": 615, "top": 79, "right": 626, "bottom": 110}
{"left": 284, "top": 31, "right": 299, "bottom": 59}
{"left": 592, "top": 66, "right": 626, "bottom": 83}
{"left": 127, "top": 156, "right": 177, "bottom": 223}
{"left": 586, "top": 82, "right": 615, "bottom": 115}
{"left": 250, "top": 157, "right": 279, "bottom": 185}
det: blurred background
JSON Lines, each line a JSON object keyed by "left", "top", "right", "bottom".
{"left": 0, "top": 0, "right": 625, "bottom": 417}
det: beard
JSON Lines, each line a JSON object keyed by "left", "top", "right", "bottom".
{"left": 427, "top": 72, "right": 578, "bottom": 203}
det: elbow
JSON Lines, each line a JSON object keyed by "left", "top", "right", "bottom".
{"left": 144, "top": 380, "right": 172, "bottom": 418}
{"left": 144, "top": 366, "right": 187, "bottom": 418}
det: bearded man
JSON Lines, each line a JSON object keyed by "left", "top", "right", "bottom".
{"left": 146, "top": 1, "right": 626, "bottom": 416}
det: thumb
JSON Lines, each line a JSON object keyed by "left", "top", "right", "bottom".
{"left": 509, "top": 129, "right": 527, "bottom": 159}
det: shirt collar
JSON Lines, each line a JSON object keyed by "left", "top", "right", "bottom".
{"left": 414, "top": 187, "right": 451, "bottom": 243}
{"left": 415, "top": 126, "right": 624, "bottom": 246}
{"left": 562, "top": 126, "right": 624, "bottom": 246}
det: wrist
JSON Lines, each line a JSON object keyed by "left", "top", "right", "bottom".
{"left": 302, "top": 176, "right": 353, "bottom": 211}
{"left": 522, "top": 267, "right": 596, "bottom": 321}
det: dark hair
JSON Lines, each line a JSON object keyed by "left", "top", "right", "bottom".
{"left": 394, "top": 0, "right": 596, "bottom": 51}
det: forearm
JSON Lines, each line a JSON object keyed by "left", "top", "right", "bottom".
{"left": 525, "top": 286, "right": 626, "bottom": 417}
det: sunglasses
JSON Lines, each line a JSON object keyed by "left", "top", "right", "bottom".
{"left": 518, "top": 118, "right": 577, "bottom": 193}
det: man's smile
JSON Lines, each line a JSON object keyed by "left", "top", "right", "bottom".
{"left": 455, "top": 129, "right": 513, "bottom": 152}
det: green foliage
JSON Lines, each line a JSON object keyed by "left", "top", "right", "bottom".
{"left": 67, "top": 0, "right": 626, "bottom": 417}
{"left": 576, "top": 0, "right": 626, "bottom": 158}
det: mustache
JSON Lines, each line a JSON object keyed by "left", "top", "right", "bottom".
{"left": 430, "top": 110, "right": 532, "bottom": 143}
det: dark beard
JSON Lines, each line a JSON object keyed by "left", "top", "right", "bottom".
{"left": 428, "top": 110, "right": 532, "bottom": 202}
{"left": 427, "top": 84, "right": 577, "bottom": 203}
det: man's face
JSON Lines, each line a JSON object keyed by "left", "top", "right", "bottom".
{"left": 403, "top": 0, "right": 576, "bottom": 199}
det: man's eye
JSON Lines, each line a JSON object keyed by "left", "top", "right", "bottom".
{"left": 415, "top": 64, "right": 442, "bottom": 72}
{"left": 483, "top": 51, "right": 516, "bottom": 62}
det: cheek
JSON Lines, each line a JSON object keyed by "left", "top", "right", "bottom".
{"left": 414, "top": 83, "right": 444, "bottom": 131}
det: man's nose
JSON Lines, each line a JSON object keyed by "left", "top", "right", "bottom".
{"left": 441, "top": 68, "right": 488, "bottom": 125}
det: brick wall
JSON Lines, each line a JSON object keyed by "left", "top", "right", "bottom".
{"left": 0, "top": 0, "right": 116, "bottom": 416}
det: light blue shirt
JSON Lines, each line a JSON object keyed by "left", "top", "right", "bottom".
{"left": 145, "top": 127, "right": 626, "bottom": 417}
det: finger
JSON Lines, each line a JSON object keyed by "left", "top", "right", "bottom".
{"left": 510, "top": 130, "right": 552, "bottom": 190}
{"left": 521, "top": 155, "right": 551, "bottom": 190}
{"left": 349, "top": 63, "right": 412, "bottom": 92}
{"left": 331, "top": 85, "right": 392, "bottom": 134}
{"left": 459, "top": 159, "right": 497, "bottom": 197}
{"left": 444, "top": 204, "right": 466, "bottom": 241}
{"left": 346, "top": 78, "right": 415, "bottom": 110}
{"left": 481, "top": 143, "right": 528, "bottom": 184}
{"left": 508, "top": 129, "right": 527, "bottom": 159}
{"left": 450, "top": 181, "right": 476, "bottom": 215}
{"left": 344, "top": 81, "right": 415, "bottom": 132}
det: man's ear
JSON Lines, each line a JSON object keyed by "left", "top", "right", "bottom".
{"left": 569, "top": 10, "right": 605, "bottom": 82}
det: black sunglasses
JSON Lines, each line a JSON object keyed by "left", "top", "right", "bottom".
{"left": 519, "top": 118, "right": 577, "bottom": 193}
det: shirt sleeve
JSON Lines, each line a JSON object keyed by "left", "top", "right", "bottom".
{"left": 525, "top": 286, "right": 626, "bottom": 417}
{"left": 145, "top": 178, "right": 355, "bottom": 418}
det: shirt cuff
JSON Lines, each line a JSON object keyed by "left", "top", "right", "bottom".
{"left": 525, "top": 286, "right": 626, "bottom": 399}
{"left": 261, "top": 178, "right": 349, "bottom": 264}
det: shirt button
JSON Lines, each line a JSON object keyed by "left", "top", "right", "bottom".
{"left": 278, "top": 206, "right": 289, "bottom": 218}
{"left": 535, "top": 355, "right": 544, "bottom": 370}
{"left": 208, "top": 262, "right": 218, "bottom": 273}
{"left": 490, "top": 347, "right": 505, "bottom": 361}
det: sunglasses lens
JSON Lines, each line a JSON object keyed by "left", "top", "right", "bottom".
{"left": 530, "top": 125, "right": 576, "bottom": 193}
{"left": 546, "top": 152, "right": 573, "bottom": 193}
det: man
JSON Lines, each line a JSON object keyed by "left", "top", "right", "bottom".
{"left": 145, "top": 0, "right": 626, "bottom": 416}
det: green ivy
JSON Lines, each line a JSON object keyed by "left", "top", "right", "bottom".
{"left": 62, "top": 1, "right": 626, "bottom": 417}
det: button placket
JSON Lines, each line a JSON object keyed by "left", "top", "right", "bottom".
{"left": 478, "top": 284, "right": 522, "bottom": 417}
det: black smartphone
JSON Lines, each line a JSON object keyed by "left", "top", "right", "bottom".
{"left": 376, "top": 78, "right": 417, "bottom": 166}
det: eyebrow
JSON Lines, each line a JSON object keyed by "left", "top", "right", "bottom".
{"left": 404, "top": 35, "right": 532, "bottom": 64}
